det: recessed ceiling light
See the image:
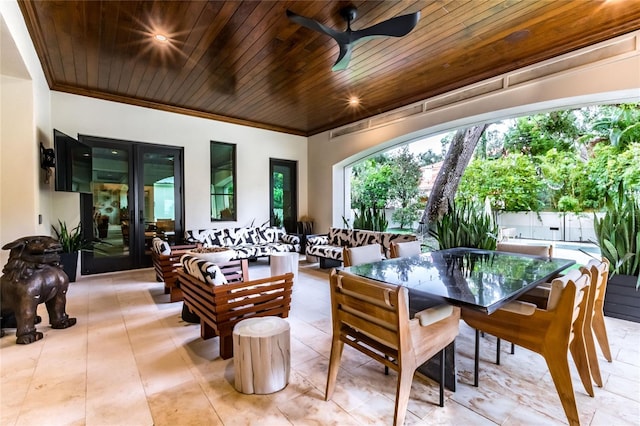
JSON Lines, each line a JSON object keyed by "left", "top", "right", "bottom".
{"left": 154, "top": 34, "right": 169, "bottom": 43}
{"left": 111, "top": 150, "right": 118, "bottom": 155}
{"left": 348, "top": 96, "right": 360, "bottom": 107}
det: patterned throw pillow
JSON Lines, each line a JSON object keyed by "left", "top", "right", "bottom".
{"left": 181, "top": 255, "right": 228, "bottom": 286}
{"left": 151, "top": 237, "right": 171, "bottom": 255}
{"left": 381, "top": 233, "right": 417, "bottom": 258}
{"left": 352, "top": 230, "right": 380, "bottom": 248}
{"left": 187, "top": 229, "right": 225, "bottom": 246}
{"left": 281, "top": 234, "right": 300, "bottom": 244}
{"left": 260, "top": 227, "right": 282, "bottom": 243}
{"left": 328, "top": 228, "right": 351, "bottom": 246}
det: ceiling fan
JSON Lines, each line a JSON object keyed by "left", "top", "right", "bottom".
{"left": 286, "top": 6, "right": 420, "bottom": 71}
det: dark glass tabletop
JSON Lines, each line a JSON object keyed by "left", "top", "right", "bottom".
{"left": 343, "top": 247, "right": 576, "bottom": 314}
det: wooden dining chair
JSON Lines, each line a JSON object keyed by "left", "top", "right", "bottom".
{"left": 389, "top": 240, "right": 422, "bottom": 258}
{"left": 491, "top": 242, "right": 554, "bottom": 362}
{"left": 462, "top": 269, "right": 591, "bottom": 426}
{"left": 579, "top": 258, "right": 611, "bottom": 387}
{"left": 590, "top": 258, "right": 612, "bottom": 361}
{"left": 342, "top": 244, "right": 383, "bottom": 267}
{"left": 326, "top": 269, "right": 460, "bottom": 426}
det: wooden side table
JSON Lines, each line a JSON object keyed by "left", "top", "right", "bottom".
{"left": 270, "top": 252, "right": 299, "bottom": 280}
{"left": 232, "top": 317, "right": 290, "bottom": 394}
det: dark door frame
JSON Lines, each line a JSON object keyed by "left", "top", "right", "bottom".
{"left": 269, "top": 158, "right": 298, "bottom": 234}
{"left": 79, "top": 135, "right": 184, "bottom": 275}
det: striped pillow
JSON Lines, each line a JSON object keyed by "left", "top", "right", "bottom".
{"left": 181, "top": 255, "right": 228, "bottom": 286}
{"left": 151, "top": 237, "right": 171, "bottom": 255}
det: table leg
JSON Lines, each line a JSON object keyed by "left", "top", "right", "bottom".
{"left": 474, "top": 329, "right": 480, "bottom": 387}
{"left": 416, "top": 341, "right": 456, "bottom": 392}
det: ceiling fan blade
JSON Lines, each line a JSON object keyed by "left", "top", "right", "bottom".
{"left": 331, "top": 43, "right": 353, "bottom": 71}
{"left": 353, "top": 12, "right": 420, "bottom": 39}
{"left": 286, "top": 9, "right": 343, "bottom": 42}
{"left": 287, "top": 8, "right": 419, "bottom": 71}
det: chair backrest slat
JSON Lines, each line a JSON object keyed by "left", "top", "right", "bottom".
{"left": 332, "top": 272, "right": 403, "bottom": 352}
{"left": 217, "top": 259, "right": 249, "bottom": 283}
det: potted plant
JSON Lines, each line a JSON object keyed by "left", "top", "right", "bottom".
{"left": 429, "top": 198, "right": 498, "bottom": 250}
{"left": 51, "top": 220, "right": 94, "bottom": 282}
{"left": 594, "top": 182, "right": 640, "bottom": 322}
{"left": 271, "top": 210, "right": 283, "bottom": 228}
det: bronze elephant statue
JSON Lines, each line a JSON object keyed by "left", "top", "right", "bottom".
{"left": 1, "top": 235, "right": 76, "bottom": 344}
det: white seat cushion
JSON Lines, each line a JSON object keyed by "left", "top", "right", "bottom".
{"left": 499, "top": 300, "right": 537, "bottom": 316}
{"left": 414, "top": 304, "right": 454, "bottom": 326}
{"left": 394, "top": 240, "right": 421, "bottom": 257}
{"left": 347, "top": 244, "right": 383, "bottom": 266}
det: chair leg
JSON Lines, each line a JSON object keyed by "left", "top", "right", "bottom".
{"left": 545, "top": 353, "right": 581, "bottom": 426}
{"left": 393, "top": 367, "right": 414, "bottom": 426}
{"left": 474, "top": 329, "right": 480, "bottom": 387}
{"left": 201, "top": 321, "right": 217, "bottom": 340}
{"left": 510, "top": 342, "right": 515, "bottom": 354}
{"left": 325, "top": 339, "right": 344, "bottom": 401}
{"left": 385, "top": 355, "right": 390, "bottom": 375}
{"left": 439, "top": 348, "right": 445, "bottom": 407}
{"left": 592, "top": 308, "right": 613, "bottom": 362}
{"left": 219, "top": 333, "right": 234, "bottom": 360}
{"left": 584, "top": 323, "right": 603, "bottom": 387}
{"left": 570, "top": 335, "right": 595, "bottom": 397}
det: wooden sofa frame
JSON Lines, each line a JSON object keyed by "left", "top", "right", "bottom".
{"left": 177, "top": 260, "right": 294, "bottom": 359}
{"left": 151, "top": 244, "right": 196, "bottom": 302}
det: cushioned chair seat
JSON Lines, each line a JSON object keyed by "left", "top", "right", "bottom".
{"left": 307, "top": 245, "right": 343, "bottom": 260}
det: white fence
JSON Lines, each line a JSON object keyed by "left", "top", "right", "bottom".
{"left": 382, "top": 208, "right": 604, "bottom": 243}
{"left": 496, "top": 212, "right": 604, "bottom": 243}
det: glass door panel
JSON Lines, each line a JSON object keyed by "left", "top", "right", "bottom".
{"left": 139, "top": 149, "right": 180, "bottom": 262}
{"left": 81, "top": 144, "right": 134, "bottom": 273}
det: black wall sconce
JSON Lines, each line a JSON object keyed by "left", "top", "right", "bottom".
{"left": 40, "top": 142, "right": 55, "bottom": 184}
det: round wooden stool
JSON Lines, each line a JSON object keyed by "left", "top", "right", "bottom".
{"left": 232, "top": 316, "right": 290, "bottom": 394}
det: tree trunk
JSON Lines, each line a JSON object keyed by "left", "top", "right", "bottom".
{"left": 421, "top": 124, "right": 488, "bottom": 228}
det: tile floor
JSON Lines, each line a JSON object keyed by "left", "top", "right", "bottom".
{"left": 1, "top": 258, "right": 639, "bottom": 426}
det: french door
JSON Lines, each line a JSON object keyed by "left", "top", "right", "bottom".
{"left": 79, "top": 136, "right": 184, "bottom": 275}
{"left": 270, "top": 159, "right": 297, "bottom": 233}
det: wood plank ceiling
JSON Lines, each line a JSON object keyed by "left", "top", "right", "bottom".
{"left": 18, "top": 0, "right": 640, "bottom": 136}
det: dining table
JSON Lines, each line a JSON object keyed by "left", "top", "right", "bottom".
{"left": 342, "top": 247, "right": 576, "bottom": 390}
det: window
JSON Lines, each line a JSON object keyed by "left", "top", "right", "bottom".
{"left": 210, "top": 141, "right": 236, "bottom": 221}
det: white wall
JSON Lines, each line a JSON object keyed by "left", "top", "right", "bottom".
{"left": 0, "top": 2, "right": 52, "bottom": 267}
{"left": 50, "top": 92, "right": 308, "bottom": 232}
{"left": 308, "top": 31, "right": 640, "bottom": 232}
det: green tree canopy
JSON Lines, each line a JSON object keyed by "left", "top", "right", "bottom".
{"left": 350, "top": 156, "right": 392, "bottom": 209}
{"left": 589, "top": 103, "right": 640, "bottom": 149}
{"left": 502, "top": 110, "right": 581, "bottom": 156}
{"left": 458, "top": 153, "right": 546, "bottom": 211}
{"left": 388, "top": 146, "right": 422, "bottom": 229}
